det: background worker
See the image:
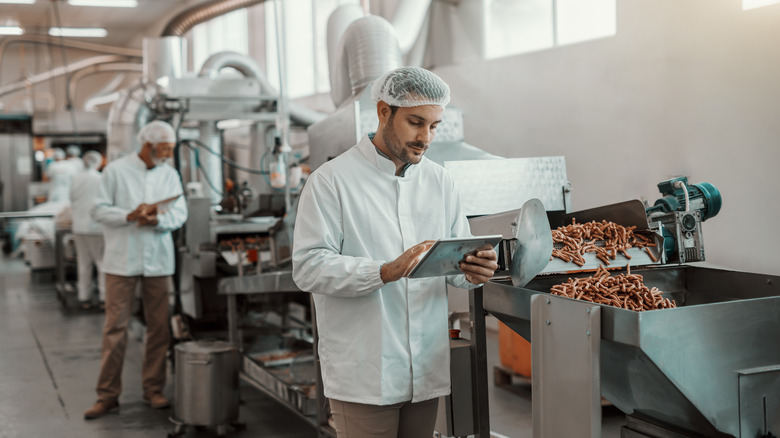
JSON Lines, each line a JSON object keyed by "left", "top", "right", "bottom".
{"left": 46, "top": 148, "right": 78, "bottom": 202}
{"left": 69, "top": 150, "right": 106, "bottom": 309}
{"left": 65, "top": 144, "right": 85, "bottom": 173}
{"left": 84, "top": 120, "right": 187, "bottom": 420}
{"left": 292, "top": 67, "right": 498, "bottom": 438}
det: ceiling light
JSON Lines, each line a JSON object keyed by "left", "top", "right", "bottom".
{"left": 0, "top": 0, "right": 36, "bottom": 4}
{"left": 49, "top": 27, "right": 108, "bottom": 38}
{"left": 67, "top": 0, "right": 137, "bottom": 7}
{"left": 0, "top": 26, "right": 24, "bottom": 36}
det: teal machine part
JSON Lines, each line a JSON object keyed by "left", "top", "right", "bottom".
{"left": 646, "top": 176, "right": 722, "bottom": 262}
{"left": 646, "top": 176, "right": 722, "bottom": 221}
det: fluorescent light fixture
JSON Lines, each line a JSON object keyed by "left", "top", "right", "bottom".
{"left": 67, "top": 0, "right": 137, "bottom": 7}
{"left": 0, "top": 26, "right": 24, "bottom": 36}
{"left": 49, "top": 27, "right": 107, "bottom": 38}
{"left": 743, "top": 0, "right": 780, "bottom": 9}
{"left": 0, "top": 0, "right": 35, "bottom": 4}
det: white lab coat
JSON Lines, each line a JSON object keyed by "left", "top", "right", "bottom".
{"left": 70, "top": 168, "right": 103, "bottom": 235}
{"left": 46, "top": 160, "right": 79, "bottom": 203}
{"left": 293, "top": 135, "right": 474, "bottom": 406}
{"left": 70, "top": 168, "right": 105, "bottom": 301}
{"left": 91, "top": 153, "right": 187, "bottom": 277}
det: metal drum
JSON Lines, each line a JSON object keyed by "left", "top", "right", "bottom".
{"left": 173, "top": 340, "right": 239, "bottom": 427}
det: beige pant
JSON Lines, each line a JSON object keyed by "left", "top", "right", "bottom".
{"left": 329, "top": 398, "right": 439, "bottom": 438}
{"left": 96, "top": 274, "right": 170, "bottom": 402}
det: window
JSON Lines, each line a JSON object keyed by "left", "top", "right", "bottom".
{"left": 264, "top": 0, "right": 359, "bottom": 98}
{"left": 742, "top": 0, "right": 780, "bottom": 9}
{"left": 192, "top": 8, "right": 249, "bottom": 72}
{"left": 485, "top": 0, "right": 616, "bottom": 60}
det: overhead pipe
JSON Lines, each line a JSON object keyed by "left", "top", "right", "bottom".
{"left": 106, "top": 81, "right": 151, "bottom": 160}
{"left": 83, "top": 73, "right": 132, "bottom": 111}
{"left": 0, "top": 54, "right": 131, "bottom": 98}
{"left": 161, "top": 0, "right": 269, "bottom": 37}
{"left": 0, "top": 35, "right": 142, "bottom": 66}
{"left": 198, "top": 50, "right": 324, "bottom": 126}
{"left": 68, "top": 63, "right": 142, "bottom": 104}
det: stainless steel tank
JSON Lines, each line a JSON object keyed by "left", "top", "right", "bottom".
{"left": 173, "top": 340, "right": 239, "bottom": 427}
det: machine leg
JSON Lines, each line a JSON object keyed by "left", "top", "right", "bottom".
{"left": 531, "top": 294, "right": 602, "bottom": 438}
{"left": 469, "top": 287, "right": 491, "bottom": 438}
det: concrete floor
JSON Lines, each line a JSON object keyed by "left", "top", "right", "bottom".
{"left": 0, "top": 254, "right": 626, "bottom": 438}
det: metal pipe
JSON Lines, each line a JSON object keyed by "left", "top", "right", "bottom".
{"left": 68, "top": 63, "right": 142, "bottom": 103}
{"left": 83, "top": 73, "right": 131, "bottom": 112}
{"left": 0, "top": 54, "right": 130, "bottom": 98}
{"left": 160, "top": 0, "right": 269, "bottom": 37}
{"left": 0, "top": 35, "right": 142, "bottom": 66}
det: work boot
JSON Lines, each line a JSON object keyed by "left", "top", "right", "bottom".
{"left": 143, "top": 392, "right": 170, "bottom": 409}
{"left": 84, "top": 399, "right": 119, "bottom": 419}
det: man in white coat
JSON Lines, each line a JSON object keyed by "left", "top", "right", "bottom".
{"left": 69, "top": 150, "right": 105, "bottom": 308}
{"left": 293, "top": 67, "right": 498, "bottom": 438}
{"left": 84, "top": 120, "right": 188, "bottom": 420}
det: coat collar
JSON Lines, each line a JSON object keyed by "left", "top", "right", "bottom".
{"left": 358, "top": 134, "right": 418, "bottom": 177}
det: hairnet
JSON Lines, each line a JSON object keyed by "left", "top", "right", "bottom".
{"left": 66, "top": 145, "right": 81, "bottom": 157}
{"left": 371, "top": 67, "right": 450, "bottom": 108}
{"left": 138, "top": 120, "right": 176, "bottom": 146}
{"left": 83, "top": 150, "right": 102, "bottom": 169}
{"left": 53, "top": 148, "right": 66, "bottom": 160}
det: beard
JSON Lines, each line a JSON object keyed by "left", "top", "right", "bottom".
{"left": 382, "top": 113, "right": 427, "bottom": 165}
{"left": 151, "top": 156, "right": 171, "bottom": 167}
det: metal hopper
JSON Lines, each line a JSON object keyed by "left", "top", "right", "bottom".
{"left": 482, "top": 265, "right": 780, "bottom": 437}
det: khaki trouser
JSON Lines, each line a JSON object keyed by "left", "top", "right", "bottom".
{"left": 329, "top": 398, "right": 439, "bottom": 438}
{"left": 96, "top": 274, "right": 170, "bottom": 402}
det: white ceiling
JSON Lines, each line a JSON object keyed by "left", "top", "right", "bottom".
{"left": 0, "top": 0, "right": 196, "bottom": 47}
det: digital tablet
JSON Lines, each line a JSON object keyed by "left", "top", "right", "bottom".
{"left": 407, "top": 235, "right": 503, "bottom": 279}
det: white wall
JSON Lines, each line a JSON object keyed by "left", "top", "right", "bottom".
{"left": 433, "top": 0, "right": 780, "bottom": 276}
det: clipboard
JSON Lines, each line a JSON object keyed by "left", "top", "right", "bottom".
{"left": 407, "top": 235, "right": 503, "bottom": 279}
{"left": 152, "top": 194, "right": 182, "bottom": 206}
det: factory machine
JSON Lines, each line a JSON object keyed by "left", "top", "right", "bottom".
{"left": 437, "top": 159, "right": 779, "bottom": 438}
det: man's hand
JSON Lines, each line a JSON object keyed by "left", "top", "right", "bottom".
{"left": 459, "top": 244, "right": 499, "bottom": 285}
{"left": 380, "top": 240, "right": 436, "bottom": 284}
{"left": 127, "top": 203, "right": 158, "bottom": 224}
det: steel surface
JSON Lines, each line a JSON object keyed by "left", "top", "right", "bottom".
{"left": 483, "top": 265, "right": 780, "bottom": 437}
{"left": 511, "top": 198, "right": 554, "bottom": 288}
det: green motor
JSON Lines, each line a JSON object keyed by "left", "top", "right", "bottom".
{"left": 646, "top": 176, "right": 722, "bottom": 221}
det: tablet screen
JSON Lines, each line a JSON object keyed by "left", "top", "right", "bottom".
{"left": 407, "top": 235, "right": 503, "bottom": 279}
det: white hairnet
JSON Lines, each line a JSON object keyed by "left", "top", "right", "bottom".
{"left": 66, "top": 145, "right": 81, "bottom": 157}
{"left": 53, "top": 148, "right": 66, "bottom": 160}
{"left": 137, "top": 120, "right": 176, "bottom": 146}
{"left": 371, "top": 66, "right": 450, "bottom": 108}
{"left": 83, "top": 150, "right": 102, "bottom": 169}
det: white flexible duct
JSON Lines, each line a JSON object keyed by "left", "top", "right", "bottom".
{"left": 329, "top": 15, "right": 402, "bottom": 108}
{"left": 390, "top": 0, "right": 433, "bottom": 55}
{"left": 85, "top": 91, "right": 122, "bottom": 112}
{"left": 68, "top": 64, "right": 142, "bottom": 104}
{"left": 161, "top": 0, "right": 269, "bottom": 37}
{"left": 327, "top": 4, "right": 365, "bottom": 108}
{"left": 106, "top": 81, "right": 150, "bottom": 160}
{"left": 83, "top": 73, "right": 131, "bottom": 112}
{"left": 198, "top": 51, "right": 324, "bottom": 126}
{"left": 0, "top": 55, "right": 130, "bottom": 98}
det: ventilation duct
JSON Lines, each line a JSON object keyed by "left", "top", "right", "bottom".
{"left": 161, "top": 0, "right": 268, "bottom": 37}
{"left": 329, "top": 15, "right": 402, "bottom": 108}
